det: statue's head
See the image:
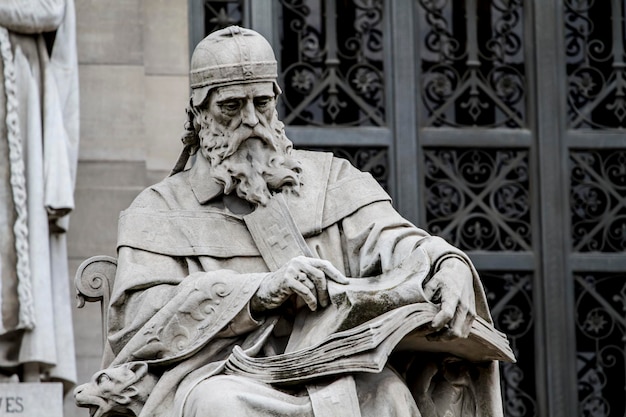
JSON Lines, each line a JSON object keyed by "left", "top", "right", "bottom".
{"left": 175, "top": 26, "right": 301, "bottom": 206}
{"left": 74, "top": 362, "right": 157, "bottom": 417}
{"left": 189, "top": 26, "right": 281, "bottom": 108}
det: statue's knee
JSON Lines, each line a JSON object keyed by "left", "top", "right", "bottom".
{"left": 184, "top": 376, "right": 244, "bottom": 416}
{"left": 355, "top": 369, "right": 420, "bottom": 417}
{"left": 357, "top": 368, "right": 410, "bottom": 396}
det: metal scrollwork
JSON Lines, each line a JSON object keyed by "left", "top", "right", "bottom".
{"left": 425, "top": 148, "right": 531, "bottom": 251}
{"left": 575, "top": 273, "right": 626, "bottom": 416}
{"left": 570, "top": 150, "right": 626, "bottom": 252}
{"left": 481, "top": 271, "right": 537, "bottom": 417}
{"left": 418, "top": 0, "right": 527, "bottom": 128}
{"left": 279, "top": 0, "right": 385, "bottom": 126}
{"left": 203, "top": 1, "right": 243, "bottom": 34}
{"left": 565, "top": 0, "right": 626, "bottom": 128}
{"left": 304, "top": 146, "right": 389, "bottom": 190}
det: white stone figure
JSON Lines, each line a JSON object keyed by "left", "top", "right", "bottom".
{"left": 0, "top": 0, "right": 79, "bottom": 390}
{"left": 74, "top": 361, "right": 158, "bottom": 417}
{"left": 76, "top": 26, "right": 512, "bottom": 417}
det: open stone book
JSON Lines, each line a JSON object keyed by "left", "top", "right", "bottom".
{"left": 225, "top": 302, "right": 515, "bottom": 385}
{"left": 224, "top": 249, "right": 516, "bottom": 385}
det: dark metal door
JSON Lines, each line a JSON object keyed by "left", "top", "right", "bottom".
{"left": 191, "top": 1, "right": 626, "bottom": 415}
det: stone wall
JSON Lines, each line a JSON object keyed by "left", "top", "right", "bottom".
{"left": 65, "top": 1, "right": 190, "bottom": 414}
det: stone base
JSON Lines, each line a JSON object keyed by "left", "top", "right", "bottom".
{"left": 0, "top": 383, "right": 62, "bottom": 417}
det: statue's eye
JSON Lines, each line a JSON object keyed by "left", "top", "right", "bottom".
{"left": 96, "top": 373, "right": 111, "bottom": 385}
{"left": 254, "top": 97, "right": 273, "bottom": 109}
{"left": 220, "top": 100, "right": 241, "bottom": 113}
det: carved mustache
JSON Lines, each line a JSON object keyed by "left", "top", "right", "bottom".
{"left": 221, "top": 121, "right": 277, "bottom": 161}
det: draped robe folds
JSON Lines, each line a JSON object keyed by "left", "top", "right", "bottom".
{"left": 108, "top": 150, "right": 503, "bottom": 417}
{"left": 0, "top": 0, "right": 79, "bottom": 389}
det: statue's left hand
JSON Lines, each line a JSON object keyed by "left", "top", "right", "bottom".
{"left": 423, "top": 257, "right": 476, "bottom": 339}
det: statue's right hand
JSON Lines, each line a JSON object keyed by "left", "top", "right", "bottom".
{"left": 250, "top": 256, "right": 348, "bottom": 313}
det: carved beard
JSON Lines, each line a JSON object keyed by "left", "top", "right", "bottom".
{"left": 197, "top": 110, "right": 302, "bottom": 206}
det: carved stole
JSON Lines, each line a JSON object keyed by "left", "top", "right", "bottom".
{"left": 243, "top": 193, "right": 362, "bottom": 417}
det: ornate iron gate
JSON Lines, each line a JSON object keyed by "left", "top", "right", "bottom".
{"left": 190, "top": 1, "right": 626, "bottom": 415}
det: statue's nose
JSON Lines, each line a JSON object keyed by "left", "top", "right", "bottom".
{"left": 73, "top": 385, "right": 84, "bottom": 397}
{"left": 241, "top": 101, "right": 259, "bottom": 127}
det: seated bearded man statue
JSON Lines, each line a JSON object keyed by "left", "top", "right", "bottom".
{"left": 75, "top": 26, "right": 513, "bottom": 417}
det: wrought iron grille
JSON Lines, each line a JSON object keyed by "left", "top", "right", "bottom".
{"left": 278, "top": 0, "right": 385, "bottom": 126}
{"left": 481, "top": 271, "right": 537, "bottom": 417}
{"left": 302, "top": 146, "right": 389, "bottom": 191}
{"left": 565, "top": 0, "right": 626, "bottom": 129}
{"left": 575, "top": 272, "right": 626, "bottom": 416}
{"left": 424, "top": 148, "right": 532, "bottom": 251}
{"left": 570, "top": 150, "right": 626, "bottom": 252}
{"left": 203, "top": 1, "right": 243, "bottom": 34}
{"left": 417, "top": 0, "right": 527, "bottom": 128}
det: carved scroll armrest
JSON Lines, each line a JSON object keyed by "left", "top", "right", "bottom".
{"left": 74, "top": 255, "right": 117, "bottom": 346}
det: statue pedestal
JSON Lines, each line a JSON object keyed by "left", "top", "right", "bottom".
{"left": 0, "top": 383, "right": 62, "bottom": 417}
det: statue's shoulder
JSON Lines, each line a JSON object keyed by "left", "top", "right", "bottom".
{"left": 292, "top": 149, "right": 332, "bottom": 170}
{"left": 127, "top": 171, "right": 193, "bottom": 211}
{"left": 289, "top": 149, "right": 390, "bottom": 235}
{"left": 293, "top": 148, "right": 386, "bottom": 192}
{"left": 292, "top": 149, "right": 364, "bottom": 186}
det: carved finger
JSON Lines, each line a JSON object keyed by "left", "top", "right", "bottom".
{"left": 431, "top": 295, "right": 456, "bottom": 330}
{"left": 299, "top": 263, "right": 329, "bottom": 307}
{"left": 422, "top": 279, "right": 439, "bottom": 302}
{"left": 461, "top": 311, "right": 475, "bottom": 338}
{"left": 296, "top": 272, "right": 316, "bottom": 292}
{"left": 461, "top": 299, "right": 477, "bottom": 337}
{"left": 309, "top": 259, "right": 349, "bottom": 284}
{"left": 289, "top": 278, "right": 318, "bottom": 311}
{"left": 446, "top": 304, "right": 470, "bottom": 339}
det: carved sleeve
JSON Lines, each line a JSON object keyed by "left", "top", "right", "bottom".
{"left": 105, "top": 246, "right": 265, "bottom": 367}
{"left": 339, "top": 200, "right": 431, "bottom": 277}
{"left": 0, "top": 0, "right": 65, "bottom": 33}
{"left": 320, "top": 156, "right": 429, "bottom": 278}
{"left": 105, "top": 247, "right": 191, "bottom": 364}
{"left": 339, "top": 201, "right": 492, "bottom": 321}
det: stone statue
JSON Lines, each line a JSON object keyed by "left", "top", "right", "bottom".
{"left": 0, "top": 0, "right": 79, "bottom": 390}
{"left": 75, "top": 26, "right": 512, "bottom": 417}
{"left": 74, "top": 361, "right": 158, "bottom": 417}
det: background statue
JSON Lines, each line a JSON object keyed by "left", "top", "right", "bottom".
{"left": 0, "top": 0, "right": 79, "bottom": 391}
{"left": 76, "top": 26, "right": 510, "bottom": 417}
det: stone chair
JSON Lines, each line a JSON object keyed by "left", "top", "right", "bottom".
{"left": 74, "top": 255, "right": 117, "bottom": 347}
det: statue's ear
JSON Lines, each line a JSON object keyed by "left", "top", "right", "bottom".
{"left": 128, "top": 362, "right": 148, "bottom": 379}
{"left": 111, "top": 393, "right": 132, "bottom": 405}
{"left": 121, "top": 386, "right": 139, "bottom": 397}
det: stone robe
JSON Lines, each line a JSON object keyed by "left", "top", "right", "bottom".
{"left": 107, "top": 150, "right": 502, "bottom": 417}
{"left": 0, "top": 0, "right": 79, "bottom": 389}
